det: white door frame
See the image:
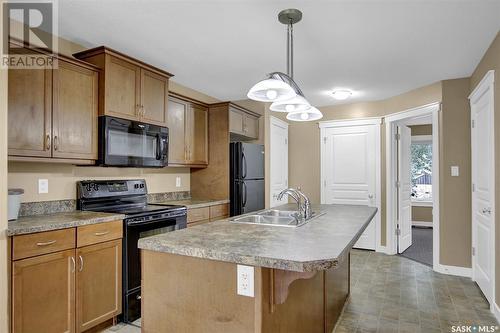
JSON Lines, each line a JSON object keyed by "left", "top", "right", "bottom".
{"left": 269, "top": 116, "right": 289, "bottom": 207}
{"left": 319, "top": 117, "right": 383, "bottom": 252}
{"left": 385, "top": 102, "right": 441, "bottom": 272}
{"left": 469, "top": 70, "right": 495, "bottom": 310}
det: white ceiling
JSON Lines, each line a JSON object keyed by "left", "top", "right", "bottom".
{"left": 58, "top": 0, "right": 500, "bottom": 107}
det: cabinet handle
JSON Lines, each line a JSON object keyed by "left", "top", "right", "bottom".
{"left": 36, "top": 240, "right": 56, "bottom": 246}
{"left": 71, "top": 256, "right": 76, "bottom": 273}
{"left": 136, "top": 104, "right": 141, "bottom": 117}
{"left": 94, "top": 231, "right": 110, "bottom": 236}
{"left": 53, "top": 136, "right": 58, "bottom": 151}
{"left": 78, "top": 255, "right": 84, "bottom": 272}
{"left": 142, "top": 105, "right": 146, "bottom": 117}
{"left": 46, "top": 134, "right": 51, "bottom": 150}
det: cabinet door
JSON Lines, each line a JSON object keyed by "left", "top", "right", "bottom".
{"left": 141, "top": 69, "right": 168, "bottom": 126}
{"left": 52, "top": 60, "right": 98, "bottom": 159}
{"left": 12, "top": 249, "right": 75, "bottom": 333}
{"left": 167, "top": 97, "right": 188, "bottom": 164}
{"left": 104, "top": 55, "right": 141, "bottom": 121}
{"left": 243, "top": 114, "right": 259, "bottom": 139}
{"left": 187, "top": 104, "right": 208, "bottom": 165}
{"left": 229, "top": 108, "right": 244, "bottom": 135}
{"left": 8, "top": 68, "right": 52, "bottom": 157}
{"left": 76, "top": 239, "right": 122, "bottom": 333}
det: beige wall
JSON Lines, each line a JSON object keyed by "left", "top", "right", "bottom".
{"left": 410, "top": 125, "right": 432, "bottom": 136}
{"left": 412, "top": 206, "right": 433, "bottom": 222}
{"left": 470, "top": 31, "right": 500, "bottom": 307}
{"left": 288, "top": 82, "right": 442, "bottom": 246}
{"left": 1, "top": 1, "right": 10, "bottom": 330}
{"left": 440, "top": 78, "right": 472, "bottom": 267}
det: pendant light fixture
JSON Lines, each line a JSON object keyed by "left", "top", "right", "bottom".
{"left": 247, "top": 8, "right": 322, "bottom": 121}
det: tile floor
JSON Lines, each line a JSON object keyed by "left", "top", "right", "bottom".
{"left": 103, "top": 250, "right": 498, "bottom": 333}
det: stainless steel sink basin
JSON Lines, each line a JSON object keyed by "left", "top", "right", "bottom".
{"left": 231, "top": 215, "right": 299, "bottom": 227}
{"left": 257, "top": 210, "right": 298, "bottom": 217}
{"left": 231, "top": 210, "right": 326, "bottom": 227}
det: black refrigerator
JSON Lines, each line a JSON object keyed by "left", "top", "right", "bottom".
{"left": 230, "top": 142, "right": 265, "bottom": 216}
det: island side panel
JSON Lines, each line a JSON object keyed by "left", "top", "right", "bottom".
{"left": 325, "top": 254, "right": 350, "bottom": 333}
{"left": 141, "top": 250, "right": 258, "bottom": 333}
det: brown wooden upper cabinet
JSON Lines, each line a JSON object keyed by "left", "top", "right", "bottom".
{"left": 74, "top": 46, "right": 173, "bottom": 127}
{"left": 8, "top": 46, "right": 99, "bottom": 163}
{"left": 229, "top": 105, "right": 260, "bottom": 140}
{"left": 167, "top": 95, "right": 208, "bottom": 167}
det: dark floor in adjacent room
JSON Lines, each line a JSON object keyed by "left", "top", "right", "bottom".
{"left": 400, "top": 226, "right": 433, "bottom": 266}
{"left": 334, "top": 250, "right": 498, "bottom": 333}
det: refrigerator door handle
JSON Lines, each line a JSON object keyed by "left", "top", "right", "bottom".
{"left": 242, "top": 153, "right": 247, "bottom": 179}
{"left": 242, "top": 182, "right": 247, "bottom": 208}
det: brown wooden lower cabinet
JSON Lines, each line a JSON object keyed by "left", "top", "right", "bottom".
{"left": 76, "top": 240, "right": 122, "bottom": 332}
{"left": 11, "top": 223, "right": 123, "bottom": 333}
{"left": 186, "top": 203, "right": 229, "bottom": 227}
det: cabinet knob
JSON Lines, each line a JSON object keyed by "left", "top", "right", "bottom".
{"left": 46, "top": 134, "right": 51, "bottom": 150}
{"left": 53, "top": 136, "right": 59, "bottom": 151}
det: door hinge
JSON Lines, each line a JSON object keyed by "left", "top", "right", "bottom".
{"left": 471, "top": 120, "right": 475, "bottom": 128}
{"left": 395, "top": 181, "right": 401, "bottom": 188}
{"left": 323, "top": 137, "right": 327, "bottom": 144}
{"left": 323, "top": 180, "right": 327, "bottom": 187}
{"left": 285, "top": 138, "right": 288, "bottom": 144}
{"left": 472, "top": 247, "right": 476, "bottom": 256}
{"left": 472, "top": 183, "right": 476, "bottom": 192}
{"left": 396, "top": 228, "right": 401, "bottom": 236}
{"left": 395, "top": 133, "right": 401, "bottom": 141}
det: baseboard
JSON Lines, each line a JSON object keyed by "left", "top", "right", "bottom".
{"left": 434, "top": 264, "right": 472, "bottom": 277}
{"left": 493, "top": 302, "right": 500, "bottom": 323}
{"left": 412, "top": 221, "right": 433, "bottom": 227}
{"left": 376, "top": 245, "right": 388, "bottom": 254}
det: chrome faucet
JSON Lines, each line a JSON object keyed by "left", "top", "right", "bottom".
{"left": 277, "top": 188, "right": 312, "bottom": 220}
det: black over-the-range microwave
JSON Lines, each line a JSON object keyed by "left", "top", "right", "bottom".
{"left": 98, "top": 116, "right": 169, "bottom": 168}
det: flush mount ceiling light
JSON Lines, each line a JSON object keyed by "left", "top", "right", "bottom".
{"left": 247, "top": 8, "right": 323, "bottom": 121}
{"left": 286, "top": 107, "right": 323, "bottom": 122}
{"left": 331, "top": 90, "right": 353, "bottom": 100}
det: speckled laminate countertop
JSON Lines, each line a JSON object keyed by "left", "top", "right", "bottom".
{"left": 138, "top": 204, "right": 377, "bottom": 272}
{"left": 7, "top": 211, "right": 126, "bottom": 236}
{"left": 150, "top": 198, "right": 230, "bottom": 209}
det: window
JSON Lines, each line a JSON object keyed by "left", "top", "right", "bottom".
{"left": 411, "top": 137, "right": 432, "bottom": 201}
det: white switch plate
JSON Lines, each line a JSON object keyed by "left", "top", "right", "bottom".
{"left": 237, "top": 265, "right": 254, "bottom": 297}
{"left": 451, "top": 166, "right": 459, "bottom": 177}
{"left": 38, "top": 179, "right": 49, "bottom": 194}
{"left": 175, "top": 176, "right": 181, "bottom": 188}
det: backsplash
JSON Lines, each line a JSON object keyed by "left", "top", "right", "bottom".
{"left": 18, "top": 191, "right": 191, "bottom": 217}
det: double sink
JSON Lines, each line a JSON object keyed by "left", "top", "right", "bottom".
{"left": 231, "top": 209, "right": 325, "bottom": 228}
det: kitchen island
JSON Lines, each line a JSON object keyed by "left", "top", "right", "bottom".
{"left": 138, "top": 204, "right": 377, "bottom": 333}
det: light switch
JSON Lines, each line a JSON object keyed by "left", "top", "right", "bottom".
{"left": 38, "top": 179, "right": 49, "bottom": 194}
{"left": 237, "top": 265, "right": 254, "bottom": 297}
{"left": 451, "top": 166, "right": 459, "bottom": 177}
{"left": 175, "top": 177, "right": 181, "bottom": 188}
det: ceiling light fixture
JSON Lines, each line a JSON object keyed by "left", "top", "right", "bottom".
{"left": 331, "top": 90, "right": 352, "bottom": 100}
{"left": 247, "top": 8, "right": 322, "bottom": 121}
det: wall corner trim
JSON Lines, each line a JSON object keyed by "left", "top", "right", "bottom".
{"left": 434, "top": 264, "right": 472, "bottom": 278}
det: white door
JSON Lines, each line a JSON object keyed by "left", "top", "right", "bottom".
{"left": 397, "top": 125, "right": 412, "bottom": 253}
{"left": 322, "top": 124, "right": 379, "bottom": 250}
{"left": 270, "top": 117, "right": 288, "bottom": 208}
{"left": 471, "top": 74, "right": 494, "bottom": 304}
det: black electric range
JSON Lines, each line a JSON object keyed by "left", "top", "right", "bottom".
{"left": 77, "top": 179, "right": 187, "bottom": 323}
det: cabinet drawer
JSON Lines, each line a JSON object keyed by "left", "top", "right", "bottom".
{"left": 77, "top": 220, "right": 123, "bottom": 247}
{"left": 187, "top": 207, "right": 210, "bottom": 223}
{"left": 13, "top": 228, "right": 76, "bottom": 260}
{"left": 209, "top": 204, "right": 229, "bottom": 219}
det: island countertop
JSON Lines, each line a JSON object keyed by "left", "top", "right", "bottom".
{"left": 138, "top": 204, "right": 377, "bottom": 272}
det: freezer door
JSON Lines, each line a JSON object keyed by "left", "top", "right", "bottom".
{"left": 242, "top": 179, "right": 265, "bottom": 214}
{"left": 241, "top": 143, "right": 264, "bottom": 180}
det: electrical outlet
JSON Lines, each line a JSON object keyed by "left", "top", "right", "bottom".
{"left": 175, "top": 176, "right": 181, "bottom": 188}
{"left": 38, "top": 179, "right": 49, "bottom": 194}
{"left": 237, "top": 265, "right": 254, "bottom": 297}
{"left": 451, "top": 166, "right": 459, "bottom": 177}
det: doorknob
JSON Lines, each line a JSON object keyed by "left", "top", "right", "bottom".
{"left": 368, "top": 194, "right": 374, "bottom": 199}
{"left": 482, "top": 207, "right": 492, "bottom": 215}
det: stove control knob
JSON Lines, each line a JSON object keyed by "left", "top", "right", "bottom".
{"left": 134, "top": 184, "right": 139, "bottom": 189}
{"left": 140, "top": 184, "right": 145, "bottom": 189}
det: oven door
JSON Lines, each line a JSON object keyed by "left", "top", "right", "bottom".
{"left": 123, "top": 215, "right": 186, "bottom": 322}
{"left": 99, "top": 116, "right": 168, "bottom": 167}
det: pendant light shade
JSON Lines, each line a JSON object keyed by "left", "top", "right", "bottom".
{"left": 270, "top": 95, "right": 311, "bottom": 113}
{"left": 247, "top": 78, "right": 296, "bottom": 102}
{"left": 286, "top": 107, "right": 323, "bottom": 122}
